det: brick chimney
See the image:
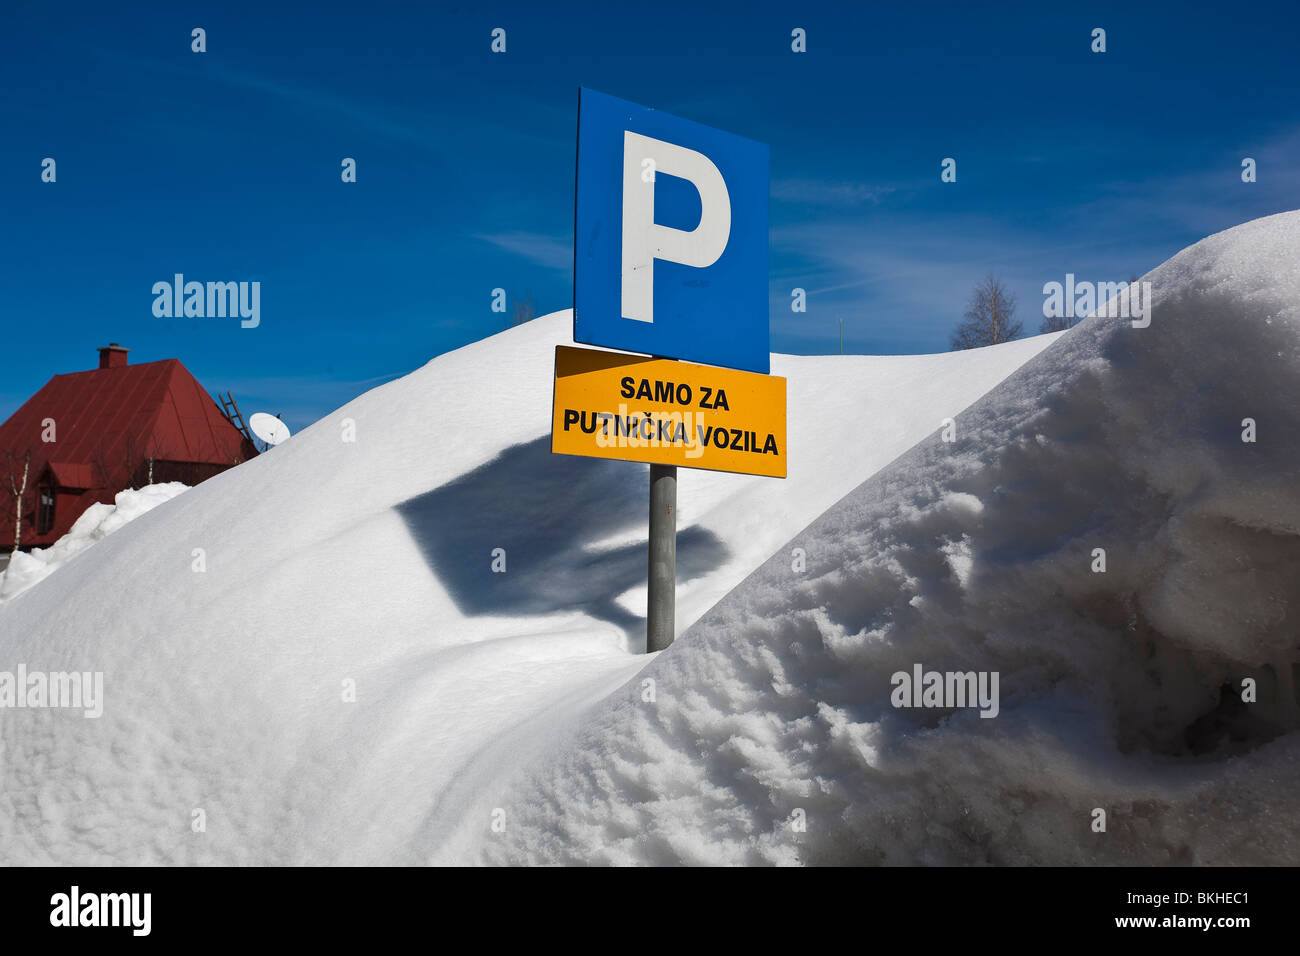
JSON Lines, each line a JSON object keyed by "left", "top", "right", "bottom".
{"left": 98, "top": 343, "right": 130, "bottom": 369}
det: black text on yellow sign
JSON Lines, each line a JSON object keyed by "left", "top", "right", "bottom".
{"left": 551, "top": 345, "right": 787, "bottom": 478}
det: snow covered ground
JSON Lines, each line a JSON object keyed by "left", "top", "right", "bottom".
{"left": 0, "top": 296, "right": 1054, "bottom": 865}
{"left": 489, "top": 212, "right": 1300, "bottom": 865}
{"left": 0, "top": 483, "right": 189, "bottom": 601}
{"left": 2, "top": 212, "right": 1296, "bottom": 866}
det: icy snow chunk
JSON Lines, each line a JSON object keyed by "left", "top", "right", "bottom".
{"left": 941, "top": 535, "right": 975, "bottom": 588}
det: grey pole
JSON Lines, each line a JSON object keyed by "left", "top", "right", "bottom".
{"left": 647, "top": 463, "right": 677, "bottom": 652}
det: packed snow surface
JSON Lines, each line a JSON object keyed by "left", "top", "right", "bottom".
{"left": 0, "top": 299, "right": 1054, "bottom": 864}
{"left": 3, "top": 212, "right": 1298, "bottom": 866}
{"left": 491, "top": 212, "right": 1300, "bottom": 865}
{"left": 0, "top": 483, "right": 189, "bottom": 601}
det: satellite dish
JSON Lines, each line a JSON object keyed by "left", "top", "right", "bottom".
{"left": 249, "top": 412, "right": 291, "bottom": 447}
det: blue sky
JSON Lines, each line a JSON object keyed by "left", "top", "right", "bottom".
{"left": 3, "top": 0, "right": 1298, "bottom": 430}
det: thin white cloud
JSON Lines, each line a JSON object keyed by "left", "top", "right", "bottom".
{"left": 474, "top": 231, "right": 573, "bottom": 273}
{"left": 90, "top": 48, "right": 568, "bottom": 156}
{"left": 770, "top": 124, "right": 1300, "bottom": 350}
{"left": 772, "top": 178, "right": 893, "bottom": 207}
{"left": 1065, "top": 128, "right": 1300, "bottom": 238}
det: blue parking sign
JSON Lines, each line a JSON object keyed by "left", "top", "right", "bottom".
{"left": 574, "top": 88, "right": 770, "bottom": 374}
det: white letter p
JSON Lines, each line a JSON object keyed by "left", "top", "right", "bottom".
{"left": 621, "top": 131, "right": 730, "bottom": 324}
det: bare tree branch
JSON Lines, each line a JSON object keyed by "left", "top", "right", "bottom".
{"left": 4, "top": 449, "right": 31, "bottom": 553}
{"left": 950, "top": 274, "right": 1023, "bottom": 350}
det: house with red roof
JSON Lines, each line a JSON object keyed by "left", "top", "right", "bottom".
{"left": 0, "top": 344, "right": 257, "bottom": 551}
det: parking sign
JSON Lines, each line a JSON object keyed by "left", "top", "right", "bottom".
{"left": 574, "top": 88, "right": 770, "bottom": 374}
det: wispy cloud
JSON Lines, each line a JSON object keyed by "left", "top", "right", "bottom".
{"left": 204, "top": 64, "right": 445, "bottom": 153}
{"left": 474, "top": 231, "right": 573, "bottom": 273}
{"left": 1063, "top": 127, "right": 1300, "bottom": 239}
{"left": 772, "top": 178, "right": 894, "bottom": 207}
{"left": 89, "top": 47, "right": 568, "bottom": 157}
{"left": 769, "top": 124, "right": 1300, "bottom": 352}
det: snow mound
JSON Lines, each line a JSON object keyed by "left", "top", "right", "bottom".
{"left": 488, "top": 211, "right": 1300, "bottom": 866}
{"left": 0, "top": 302, "right": 1055, "bottom": 863}
{"left": 1, "top": 483, "right": 189, "bottom": 601}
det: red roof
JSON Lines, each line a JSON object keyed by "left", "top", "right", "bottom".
{"left": 46, "top": 461, "right": 97, "bottom": 489}
{"left": 1, "top": 356, "right": 256, "bottom": 548}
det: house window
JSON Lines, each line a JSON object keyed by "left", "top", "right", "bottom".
{"left": 37, "top": 486, "right": 55, "bottom": 535}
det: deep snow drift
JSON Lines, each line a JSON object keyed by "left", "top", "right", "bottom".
{"left": 0, "top": 302, "right": 1055, "bottom": 864}
{"left": 6, "top": 213, "right": 1296, "bottom": 867}
{"left": 488, "top": 212, "right": 1300, "bottom": 865}
{"left": 0, "top": 483, "right": 189, "bottom": 601}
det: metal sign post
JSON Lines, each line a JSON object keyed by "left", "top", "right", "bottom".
{"left": 561, "top": 88, "right": 778, "bottom": 654}
{"left": 647, "top": 464, "right": 677, "bottom": 652}
{"left": 551, "top": 344, "right": 786, "bottom": 654}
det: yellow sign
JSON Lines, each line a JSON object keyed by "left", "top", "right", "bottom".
{"left": 551, "top": 345, "right": 786, "bottom": 478}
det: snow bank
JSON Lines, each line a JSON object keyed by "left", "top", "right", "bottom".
{"left": 0, "top": 483, "right": 189, "bottom": 601}
{"left": 0, "top": 303, "right": 1054, "bottom": 864}
{"left": 487, "top": 211, "right": 1300, "bottom": 865}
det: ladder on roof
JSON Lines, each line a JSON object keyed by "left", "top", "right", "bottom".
{"left": 217, "top": 391, "right": 254, "bottom": 443}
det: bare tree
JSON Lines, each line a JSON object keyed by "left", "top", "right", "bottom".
{"left": 137, "top": 432, "right": 166, "bottom": 486}
{"left": 950, "top": 274, "right": 1023, "bottom": 350}
{"left": 4, "top": 450, "right": 31, "bottom": 554}
{"left": 511, "top": 294, "right": 536, "bottom": 327}
{"left": 99, "top": 427, "right": 165, "bottom": 489}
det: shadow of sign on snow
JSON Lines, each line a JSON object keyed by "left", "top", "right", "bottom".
{"left": 394, "top": 436, "right": 727, "bottom": 644}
